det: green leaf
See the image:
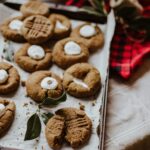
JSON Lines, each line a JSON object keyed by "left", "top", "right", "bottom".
{"left": 41, "top": 112, "right": 54, "bottom": 125}
{"left": 24, "top": 113, "right": 41, "bottom": 141}
{"left": 3, "top": 40, "right": 14, "bottom": 62}
{"left": 79, "top": 6, "right": 105, "bottom": 17}
{"left": 93, "top": 0, "right": 104, "bottom": 12}
{"left": 41, "top": 92, "right": 67, "bottom": 106}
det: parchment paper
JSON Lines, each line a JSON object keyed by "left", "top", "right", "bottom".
{"left": 0, "top": 4, "right": 115, "bottom": 150}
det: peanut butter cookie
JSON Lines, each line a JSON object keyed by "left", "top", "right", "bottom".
{"left": 49, "top": 14, "right": 71, "bottom": 39}
{"left": 0, "top": 99, "right": 15, "bottom": 137}
{"left": 14, "top": 43, "right": 52, "bottom": 73}
{"left": 63, "top": 63, "right": 101, "bottom": 98}
{"left": 26, "top": 71, "right": 64, "bottom": 102}
{"left": 21, "top": 15, "right": 54, "bottom": 44}
{"left": 20, "top": 1, "right": 49, "bottom": 17}
{"left": 0, "top": 16, "right": 25, "bottom": 42}
{"left": 0, "top": 62, "right": 20, "bottom": 94}
{"left": 45, "top": 107, "right": 92, "bottom": 149}
{"left": 53, "top": 37, "right": 89, "bottom": 69}
{"left": 45, "top": 115, "right": 65, "bottom": 149}
{"left": 71, "top": 23, "right": 104, "bottom": 52}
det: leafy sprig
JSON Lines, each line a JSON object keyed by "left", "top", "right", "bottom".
{"left": 24, "top": 92, "right": 67, "bottom": 141}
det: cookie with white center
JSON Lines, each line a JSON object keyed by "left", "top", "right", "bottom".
{"left": 21, "top": 15, "right": 54, "bottom": 44}
{"left": 0, "top": 99, "right": 15, "bottom": 137}
{"left": 45, "top": 107, "right": 92, "bottom": 149}
{"left": 63, "top": 63, "right": 101, "bottom": 98}
{"left": 26, "top": 71, "right": 64, "bottom": 102}
{"left": 49, "top": 14, "right": 71, "bottom": 39}
{"left": 20, "top": 1, "right": 49, "bottom": 17}
{"left": 71, "top": 23, "right": 104, "bottom": 52}
{"left": 0, "top": 16, "right": 25, "bottom": 42}
{"left": 53, "top": 37, "right": 89, "bottom": 69}
{"left": 14, "top": 43, "right": 52, "bottom": 73}
{"left": 0, "top": 62, "right": 20, "bottom": 94}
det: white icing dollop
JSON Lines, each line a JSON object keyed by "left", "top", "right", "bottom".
{"left": 0, "top": 69, "right": 8, "bottom": 84}
{"left": 27, "top": 45, "right": 45, "bottom": 60}
{"left": 80, "top": 25, "right": 96, "bottom": 38}
{"left": 0, "top": 104, "right": 5, "bottom": 117}
{"left": 9, "top": 19, "right": 23, "bottom": 31}
{"left": 73, "top": 78, "right": 89, "bottom": 89}
{"left": 41, "top": 77, "right": 58, "bottom": 90}
{"left": 56, "top": 20, "right": 68, "bottom": 30}
{"left": 64, "top": 41, "right": 81, "bottom": 55}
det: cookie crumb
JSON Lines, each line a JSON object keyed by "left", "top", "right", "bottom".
{"left": 26, "top": 112, "right": 30, "bottom": 115}
{"left": 23, "top": 103, "right": 28, "bottom": 107}
{"left": 30, "top": 101, "right": 33, "bottom": 105}
{"left": 21, "top": 80, "right": 26, "bottom": 87}
{"left": 79, "top": 102, "right": 85, "bottom": 110}
{"left": 92, "top": 100, "right": 96, "bottom": 106}
{"left": 25, "top": 94, "right": 29, "bottom": 97}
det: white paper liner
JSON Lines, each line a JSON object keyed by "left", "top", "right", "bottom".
{"left": 0, "top": 5, "right": 115, "bottom": 150}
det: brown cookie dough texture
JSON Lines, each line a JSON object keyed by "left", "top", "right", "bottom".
{"left": 21, "top": 15, "right": 54, "bottom": 44}
{"left": 45, "top": 107, "right": 92, "bottom": 149}
{"left": 20, "top": 1, "right": 49, "bottom": 17}
{"left": 63, "top": 63, "right": 101, "bottom": 98}
{"left": 45, "top": 115, "right": 65, "bottom": 149}
{"left": 26, "top": 71, "right": 64, "bottom": 102}
{"left": 53, "top": 37, "right": 89, "bottom": 69}
{"left": 14, "top": 43, "right": 52, "bottom": 73}
{"left": 0, "top": 16, "right": 25, "bottom": 42}
{"left": 0, "top": 99, "right": 15, "bottom": 137}
{"left": 71, "top": 23, "right": 104, "bottom": 52}
{"left": 49, "top": 14, "right": 71, "bottom": 39}
{"left": 0, "top": 62, "right": 20, "bottom": 94}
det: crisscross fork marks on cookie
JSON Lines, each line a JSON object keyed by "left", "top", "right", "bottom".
{"left": 66, "top": 117, "right": 90, "bottom": 129}
{"left": 25, "top": 16, "right": 50, "bottom": 37}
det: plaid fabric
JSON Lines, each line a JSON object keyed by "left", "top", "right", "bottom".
{"left": 65, "top": 0, "right": 85, "bottom": 7}
{"left": 110, "top": 2, "right": 150, "bottom": 79}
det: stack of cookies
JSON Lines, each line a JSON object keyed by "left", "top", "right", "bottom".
{"left": 0, "top": 1, "right": 104, "bottom": 149}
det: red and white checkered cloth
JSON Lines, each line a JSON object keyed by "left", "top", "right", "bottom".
{"left": 110, "top": 2, "right": 150, "bottom": 79}
{"left": 66, "top": 0, "right": 150, "bottom": 79}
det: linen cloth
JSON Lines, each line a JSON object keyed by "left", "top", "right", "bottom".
{"left": 105, "top": 58, "right": 150, "bottom": 150}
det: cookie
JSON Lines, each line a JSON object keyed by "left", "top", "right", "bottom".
{"left": 0, "top": 99, "right": 15, "bottom": 137}
{"left": 26, "top": 71, "right": 64, "bottom": 102}
{"left": 71, "top": 23, "right": 104, "bottom": 52}
{"left": 45, "top": 107, "right": 92, "bottom": 149}
{"left": 49, "top": 14, "right": 71, "bottom": 39}
{"left": 45, "top": 115, "right": 65, "bottom": 149}
{"left": 0, "top": 16, "right": 25, "bottom": 42}
{"left": 20, "top": 1, "right": 49, "bottom": 17}
{"left": 14, "top": 43, "right": 52, "bottom": 73}
{"left": 63, "top": 63, "right": 101, "bottom": 98}
{"left": 0, "top": 62, "right": 20, "bottom": 94}
{"left": 21, "top": 15, "right": 54, "bottom": 44}
{"left": 53, "top": 37, "right": 89, "bottom": 69}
